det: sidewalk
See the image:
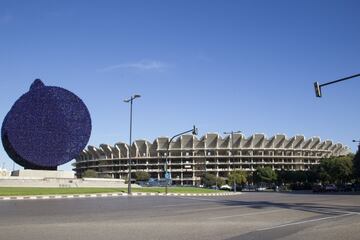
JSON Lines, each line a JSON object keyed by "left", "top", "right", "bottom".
{"left": 0, "top": 191, "right": 241, "bottom": 201}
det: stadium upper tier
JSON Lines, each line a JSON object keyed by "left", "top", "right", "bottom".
{"left": 74, "top": 133, "right": 350, "bottom": 185}
{"left": 78, "top": 133, "right": 349, "bottom": 159}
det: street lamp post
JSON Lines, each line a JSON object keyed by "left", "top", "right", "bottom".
{"left": 224, "top": 130, "right": 242, "bottom": 192}
{"left": 165, "top": 125, "right": 198, "bottom": 194}
{"left": 314, "top": 73, "right": 360, "bottom": 97}
{"left": 124, "top": 94, "right": 141, "bottom": 195}
{"left": 353, "top": 140, "right": 360, "bottom": 152}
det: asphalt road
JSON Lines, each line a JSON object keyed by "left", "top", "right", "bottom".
{"left": 0, "top": 192, "right": 359, "bottom": 240}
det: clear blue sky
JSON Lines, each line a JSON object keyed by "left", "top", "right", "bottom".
{"left": 0, "top": 0, "right": 359, "bottom": 171}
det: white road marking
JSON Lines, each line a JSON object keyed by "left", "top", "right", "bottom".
{"left": 173, "top": 196, "right": 226, "bottom": 202}
{"left": 257, "top": 213, "right": 355, "bottom": 231}
{"left": 153, "top": 202, "right": 211, "bottom": 208}
{"left": 210, "top": 209, "right": 289, "bottom": 220}
{"left": 175, "top": 205, "right": 249, "bottom": 214}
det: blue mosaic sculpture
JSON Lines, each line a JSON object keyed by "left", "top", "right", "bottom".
{"left": 1, "top": 79, "right": 92, "bottom": 170}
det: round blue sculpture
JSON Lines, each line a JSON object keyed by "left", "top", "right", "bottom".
{"left": 1, "top": 79, "right": 92, "bottom": 170}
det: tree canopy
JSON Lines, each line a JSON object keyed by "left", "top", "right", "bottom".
{"left": 317, "top": 156, "right": 353, "bottom": 184}
{"left": 134, "top": 171, "right": 150, "bottom": 181}
{"left": 201, "top": 173, "right": 225, "bottom": 187}
{"left": 254, "top": 167, "right": 277, "bottom": 184}
{"left": 353, "top": 151, "right": 360, "bottom": 181}
{"left": 82, "top": 169, "right": 97, "bottom": 178}
{"left": 228, "top": 171, "right": 247, "bottom": 185}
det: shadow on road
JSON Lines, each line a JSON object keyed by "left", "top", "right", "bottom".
{"left": 213, "top": 193, "right": 360, "bottom": 216}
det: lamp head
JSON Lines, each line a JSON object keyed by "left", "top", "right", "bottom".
{"left": 124, "top": 94, "right": 141, "bottom": 103}
{"left": 192, "top": 125, "right": 198, "bottom": 135}
{"left": 314, "top": 82, "right": 322, "bottom": 97}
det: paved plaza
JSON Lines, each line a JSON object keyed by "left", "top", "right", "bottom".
{"left": 0, "top": 192, "right": 359, "bottom": 240}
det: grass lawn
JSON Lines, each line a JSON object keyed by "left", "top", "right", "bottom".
{"left": 0, "top": 187, "right": 221, "bottom": 196}
{"left": 0, "top": 187, "right": 124, "bottom": 196}
{"left": 121, "top": 187, "right": 221, "bottom": 194}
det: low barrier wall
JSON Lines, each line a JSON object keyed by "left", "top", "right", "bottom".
{"left": 0, "top": 177, "right": 135, "bottom": 188}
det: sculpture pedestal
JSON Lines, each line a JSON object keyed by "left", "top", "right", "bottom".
{"left": 11, "top": 169, "right": 74, "bottom": 178}
{"left": 0, "top": 172, "right": 132, "bottom": 188}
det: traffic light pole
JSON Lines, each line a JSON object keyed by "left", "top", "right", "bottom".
{"left": 314, "top": 73, "right": 360, "bottom": 97}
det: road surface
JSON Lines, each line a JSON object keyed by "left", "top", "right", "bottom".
{"left": 0, "top": 192, "right": 359, "bottom": 240}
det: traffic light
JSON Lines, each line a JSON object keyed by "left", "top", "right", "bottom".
{"left": 314, "top": 82, "right": 322, "bottom": 97}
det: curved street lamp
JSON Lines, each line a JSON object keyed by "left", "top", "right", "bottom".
{"left": 353, "top": 140, "right": 360, "bottom": 152}
{"left": 314, "top": 73, "right": 360, "bottom": 97}
{"left": 165, "top": 125, "right": 198, "bottom": 194}
{"left": 124, "top": 94, "right": 141, "bottom": 195}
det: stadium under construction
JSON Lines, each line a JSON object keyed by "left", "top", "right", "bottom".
{"left": 74, "top": 133, "right": 350, "bottom": 186}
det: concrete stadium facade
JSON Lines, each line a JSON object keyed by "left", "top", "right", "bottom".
{"left": 74, "top": 133, "right": 350, "bottom": 186}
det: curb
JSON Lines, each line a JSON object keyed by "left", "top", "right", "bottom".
{"left": 0, "top": 192, "right": 241, "bottom": 201}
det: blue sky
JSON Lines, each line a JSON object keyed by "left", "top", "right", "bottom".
{"left": 0, "top": 0, "right": 359, "bottom": 171}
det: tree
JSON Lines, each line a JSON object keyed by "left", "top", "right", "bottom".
{"left": 333, "top": 156, "right": 353, "bottom": 183}
{"left": 306, "top": 168, "right": 320, "bottom": 184}
{"left": 201, "top": 173, "right": 224, "bottom": 188}
{"left": 201, "top": 173, "right": 217, "bottom": 187}
{"left": 228, "top": 171, "right": 247, "bottom": 186}
{"left": 276, "top": 169, "right": 289, "bottom": 185}
{"left": 216, "top": 177, "right": 226, "bottom": 187}
{"left": 254, "top": 167, "right": 277, "bottom": 184}
{"left": 82, "top": 169, "right": 97, "bottom": 178}
{"left": 276, "top": 169, "right": 319, "bottom": 185}
{"left": 353, "top": 151, "right": 360, "bottom": 181}
{"left": 134, "top": 171, "right": 150, "bottom": 182}
{"left": 318, "top": 159, "right": 333, "bottom": 183}
{"left": 318, "top": 156, "right": 353, "bottom": 184}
